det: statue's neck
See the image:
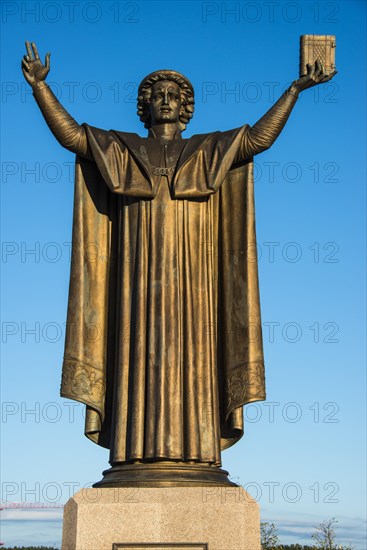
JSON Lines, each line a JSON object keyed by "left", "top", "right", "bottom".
{"left": 148, "top": 124, "right": 182, "bottom": 141}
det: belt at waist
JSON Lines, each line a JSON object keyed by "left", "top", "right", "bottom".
{"left": 152, "top": 166, "right": 175, "bottom": 176}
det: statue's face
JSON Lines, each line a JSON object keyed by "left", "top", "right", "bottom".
{"left": 148, "top": 81, "right": 182, "bottom": 126}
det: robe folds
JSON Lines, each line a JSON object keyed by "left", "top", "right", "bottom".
{"left": 61, "top": 124, "right": 266, "bottom": 466}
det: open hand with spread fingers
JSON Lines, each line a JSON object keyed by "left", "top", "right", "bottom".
{"left": 21, "top": 41, "right": 51, "bottom": 87}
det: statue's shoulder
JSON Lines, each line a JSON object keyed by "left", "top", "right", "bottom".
{"left": 109, "top": 130, "right": 151, "bottom": 153}
{"left": 189, "top": 126, "right": 247, "bottom": 141}
{"left": 186, "top": 126, "right": 247, "bottom": 151}
{"left": 184, "top": 131, "right": 219, "bottom": 149}
{"left": 112, "top": 130, "right": 141, "bottom": 139}
{"left": 111, "top": 130, "right": 142, "bottom": 142}
{"left": 82, "top": 125, "right": 141, "bottom": 145}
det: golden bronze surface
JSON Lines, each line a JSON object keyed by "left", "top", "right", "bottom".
{"left": 22, "top": 41, "right": 336, "bottom": 487}
{"left": 113, "top": 545, "right": 207, "bottom": 549}
{"left": 112, "top": 545, "right": 208, "bottom": 549}
{"left": 300, "top": 35, "right": 336, "bottom": 77}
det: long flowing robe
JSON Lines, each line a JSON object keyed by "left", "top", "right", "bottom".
{"left": 60, "top": 124, "right": 266, "bottom": 466}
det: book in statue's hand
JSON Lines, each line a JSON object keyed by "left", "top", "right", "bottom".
{"left": 300, "top": 35, "right": 336, "bottom": 77}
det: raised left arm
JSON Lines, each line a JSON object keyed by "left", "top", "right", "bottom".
{"left": 239, "top": 61, "right": 337, "bottom": 160}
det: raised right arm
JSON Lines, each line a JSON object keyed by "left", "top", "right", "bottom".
{"left": 22, "top": 42, "right": 89, "bottom": 158}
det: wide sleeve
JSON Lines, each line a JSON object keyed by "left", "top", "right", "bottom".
{"left": 32, "top": 82, "right": 91, "bottom": 159}
{"left": 232, "top": 88, "right": 299, "bottom": 164}
{"left": 83, "top": 124, "right": 155, "bottom": 198}
{"left": 173, "top": 126, "right": 249, "bottom": 198}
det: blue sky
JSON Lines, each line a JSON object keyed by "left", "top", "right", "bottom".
{"left": 1, "top": 0, "right": 366, "bottom": 548}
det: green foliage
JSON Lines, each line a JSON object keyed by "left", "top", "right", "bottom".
{"left": 261, "top": 521, "right": 283, "bottom": 549}
{"left": 261, "top": 517, "right": 354, "bottom": 550}
{"left": 311, "top": 517, "right": 354, "bottom": 550}
{"left": 312, "top": 517, "right": 338, "bottom": 549}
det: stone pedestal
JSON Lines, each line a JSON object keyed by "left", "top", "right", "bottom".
{"left": 62, "top": 487, "right": 260, "bottom": 550}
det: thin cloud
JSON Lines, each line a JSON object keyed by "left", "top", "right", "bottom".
{"left": 1, "top": 507, "right": 63, "bottom": 521}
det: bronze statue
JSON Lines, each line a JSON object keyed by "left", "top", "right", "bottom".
{"left": 22, "top": 41, "right": 336, "bottom": 487}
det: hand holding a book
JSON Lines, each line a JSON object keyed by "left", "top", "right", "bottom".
{"left": 292, "top": 60, "right": 337, "bottom": 93}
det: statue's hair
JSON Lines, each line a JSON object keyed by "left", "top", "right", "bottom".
{"left": 137, "top": 70, "right": 195, "bottom": 131}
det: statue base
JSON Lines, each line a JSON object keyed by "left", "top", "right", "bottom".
{"left": 62, "top": 487, "right": 261, "bottom": 550}
{"left": 93, "top": 462, "right": 237, "bottom": 487}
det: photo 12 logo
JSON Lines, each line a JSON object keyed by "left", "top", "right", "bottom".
{"left": 201, "top": 2, "right": 340, "bottom": 24}
{"left": 1, "top": 2, "right": 140, "bottom": 24}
